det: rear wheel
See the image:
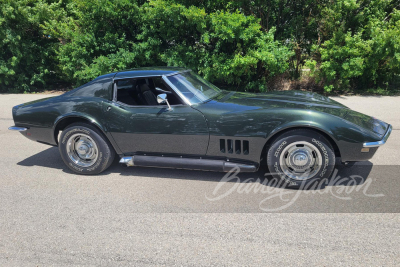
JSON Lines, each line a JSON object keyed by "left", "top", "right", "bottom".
{"left": 59, "top": 123, "right": 115, "bottom": 175}
{"left": 266, "top": 129, "right": 335, "bottom": 189}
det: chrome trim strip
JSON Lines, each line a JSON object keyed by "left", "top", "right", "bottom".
{"left": 113, "top": 70, "right": 190, "bottom": 80}
{"left": 363, "top": 124, "right": 392, "bottom": 148}
{"left": 163, "top": 69, "right": 191, "bottom": 77}
{"left": 113, "top": 74, "right": 177, "bottom": 81}
{"left": 8, "top": 126, "right": 28, "bottom": 132}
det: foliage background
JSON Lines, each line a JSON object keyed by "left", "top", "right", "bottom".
{"left": 1, "top": 0, "right": 399, "bottom": 94}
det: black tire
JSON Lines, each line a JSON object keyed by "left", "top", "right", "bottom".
{"left": 59, "top": 123, "right": 115, "bottom": 175}
{"left": 266, "top": 129, "right": 335, "bottom": 189}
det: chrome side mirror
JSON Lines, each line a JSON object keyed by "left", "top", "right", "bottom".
{"left": 157, "top": 93, "right": 167, "bottom": 104}
{"left": 157, "top": 94, "right": 172, "bottom": 110}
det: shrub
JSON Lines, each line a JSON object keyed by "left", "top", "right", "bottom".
{"left": 0, "top": 0, "right": 59, "bottom": 92}
{"left": 48, "top": 0, "right": 292, "bottom": 91}
{"left": 309, "top": 0, "right": 400, "bottom": 92}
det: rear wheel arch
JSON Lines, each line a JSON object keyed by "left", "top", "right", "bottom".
{"left": 53, "top": 115, "right": 107, "bottom": 146}
{"left": 260, "top": 126, "right": 341, "bottom": 163}
{"left": 58, "top": 122, "right": 116, "bottom": 175}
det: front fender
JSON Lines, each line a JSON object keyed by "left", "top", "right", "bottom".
{"left": 266, "top": 120, "right": 336, "bottom": 142}
{"left": 264, "top": 110, "right": 381, "bottom": 162}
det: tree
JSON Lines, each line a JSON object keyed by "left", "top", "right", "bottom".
{"left": 307, "top": 0, "right": 400, "bottom": 92}
{"left": 0, "top": 0, "right": 60, "bottom": 92}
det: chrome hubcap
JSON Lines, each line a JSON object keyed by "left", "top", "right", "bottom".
{"left": 279, "top": 141, "right": 322, "bottom": 180}
{"left": 293, "top": 153, "right": 308, "bottom": 166}
{"left": 66, "top": 134, "right": 98, "bottom": 167}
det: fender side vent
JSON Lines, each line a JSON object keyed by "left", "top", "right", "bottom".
{"left": 235, "top": 140, "right": 241, "bottom": 154}
{"left": 227, "top": 139, "right": 233, "bottom": 154}
{"left": 243, "top": 140, "right": 249, "bottom": 155}
{"left": 220, "top": 139, "right": 225, "bottom": 153}
{"left": 219, "top": 139, "right": 249, "bottom": 155}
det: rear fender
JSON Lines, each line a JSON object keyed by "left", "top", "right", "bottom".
{"left": 53, "top": 113, "right": 122, "bottom": 154}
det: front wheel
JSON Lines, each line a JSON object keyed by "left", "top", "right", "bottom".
{"left": 266, "top": 129, "right": 335, "bottom": 189}
{"left": 59, "top": 123, "right": 115, "bottom": 175}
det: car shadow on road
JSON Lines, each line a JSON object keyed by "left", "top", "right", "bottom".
{"left": 17, "top": 147, "right": 372, "bottom": 188}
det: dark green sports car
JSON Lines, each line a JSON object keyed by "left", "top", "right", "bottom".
{"left": 9, "top": 67, "right": 392, "bottom": 188}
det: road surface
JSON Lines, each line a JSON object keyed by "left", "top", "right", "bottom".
{"left": 0, "top": 93, "right": 399, "bottom": 265}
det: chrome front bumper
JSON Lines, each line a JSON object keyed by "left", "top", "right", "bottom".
{"left": 8, "top": 126, "right": 28, "bottom": 132}
{"left": 363, "top": 124, "right": 392, "bottom": 148}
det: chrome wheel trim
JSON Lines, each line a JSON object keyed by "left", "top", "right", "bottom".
{"left": 279, "top": 141, "right": 323, "bottom": 181}
{"left": 66, "top": 133, "right": 99, "bottom": 167}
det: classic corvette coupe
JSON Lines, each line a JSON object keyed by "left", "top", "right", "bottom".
{"left": 9, "top": 67, "right": 392, "bottom": 187}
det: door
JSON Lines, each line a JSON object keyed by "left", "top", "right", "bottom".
{"left": 103, "top": 102, "right": 210, "bottom": 156}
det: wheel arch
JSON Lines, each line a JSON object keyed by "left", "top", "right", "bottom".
{"left": 53, "top": 114, "right": 107, "bottom": 146}
{"left": 260, "top": 125, "right": 341, "bottom": 163}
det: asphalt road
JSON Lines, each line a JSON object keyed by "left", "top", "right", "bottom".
{"left": 0, "top": 93, "right": 399, "bottom": 266}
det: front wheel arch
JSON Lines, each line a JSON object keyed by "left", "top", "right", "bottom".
{"left": 260, "top": 126, "right": 341, "bottom": 164}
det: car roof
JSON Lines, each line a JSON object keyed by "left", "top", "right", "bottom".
{"left": 112, "top": 67, "right": 188, "bottom": 80}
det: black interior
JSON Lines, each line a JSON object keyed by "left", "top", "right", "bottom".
{"left": 116, "top": 77, "right": 182, "bottom": 106}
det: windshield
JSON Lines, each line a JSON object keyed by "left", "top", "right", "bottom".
{"left": 166, "top": 72, "right": 221, "bottom": 104}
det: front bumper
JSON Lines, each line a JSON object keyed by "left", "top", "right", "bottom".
{"left": 363, "top": 125, "right": 392, "bottom": 148}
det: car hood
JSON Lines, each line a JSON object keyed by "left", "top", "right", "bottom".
{"left": 211, "top": 90, "right": 389, "bottom": 138}
{"left": 214, "top": 90, "right": 347, "bottom": 113}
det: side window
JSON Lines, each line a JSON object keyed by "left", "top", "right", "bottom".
{"left": 153, "top": 77, "right": 170, "bottom": 92}
{"left": 115, "top": 77, "right": 183, "bottom": 106}
{"left": 116, "top": 79, "right": 137, "bottom": 106}
{"left": 71, "top": 76, "right": 113, "bottom": 99}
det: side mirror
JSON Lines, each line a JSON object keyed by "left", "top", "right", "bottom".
{"left": 157, "top": 93, "right": 167, "bottom": 104}
{"left": 157, "top": 94, "right": 172, "bottom": 110}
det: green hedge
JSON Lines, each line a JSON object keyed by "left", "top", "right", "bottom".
{"left": 1, "top": 0, "right": 399, "bottom": 93}
{"left": 0, "top": 0, "right": 59, "bottom": 92}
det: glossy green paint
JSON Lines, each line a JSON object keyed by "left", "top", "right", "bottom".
{"left": 194, "top": 91, "right": 387, "bottom": 162}
{"left": 102, "top": 101, "right": 209, "bottom": 155}
{"left": 11, "top": 68, "right": 390, "bottom": 165}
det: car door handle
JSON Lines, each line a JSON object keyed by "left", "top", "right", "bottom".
{"left": 106, "top": 102, "right": 122, "bottom": 111}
